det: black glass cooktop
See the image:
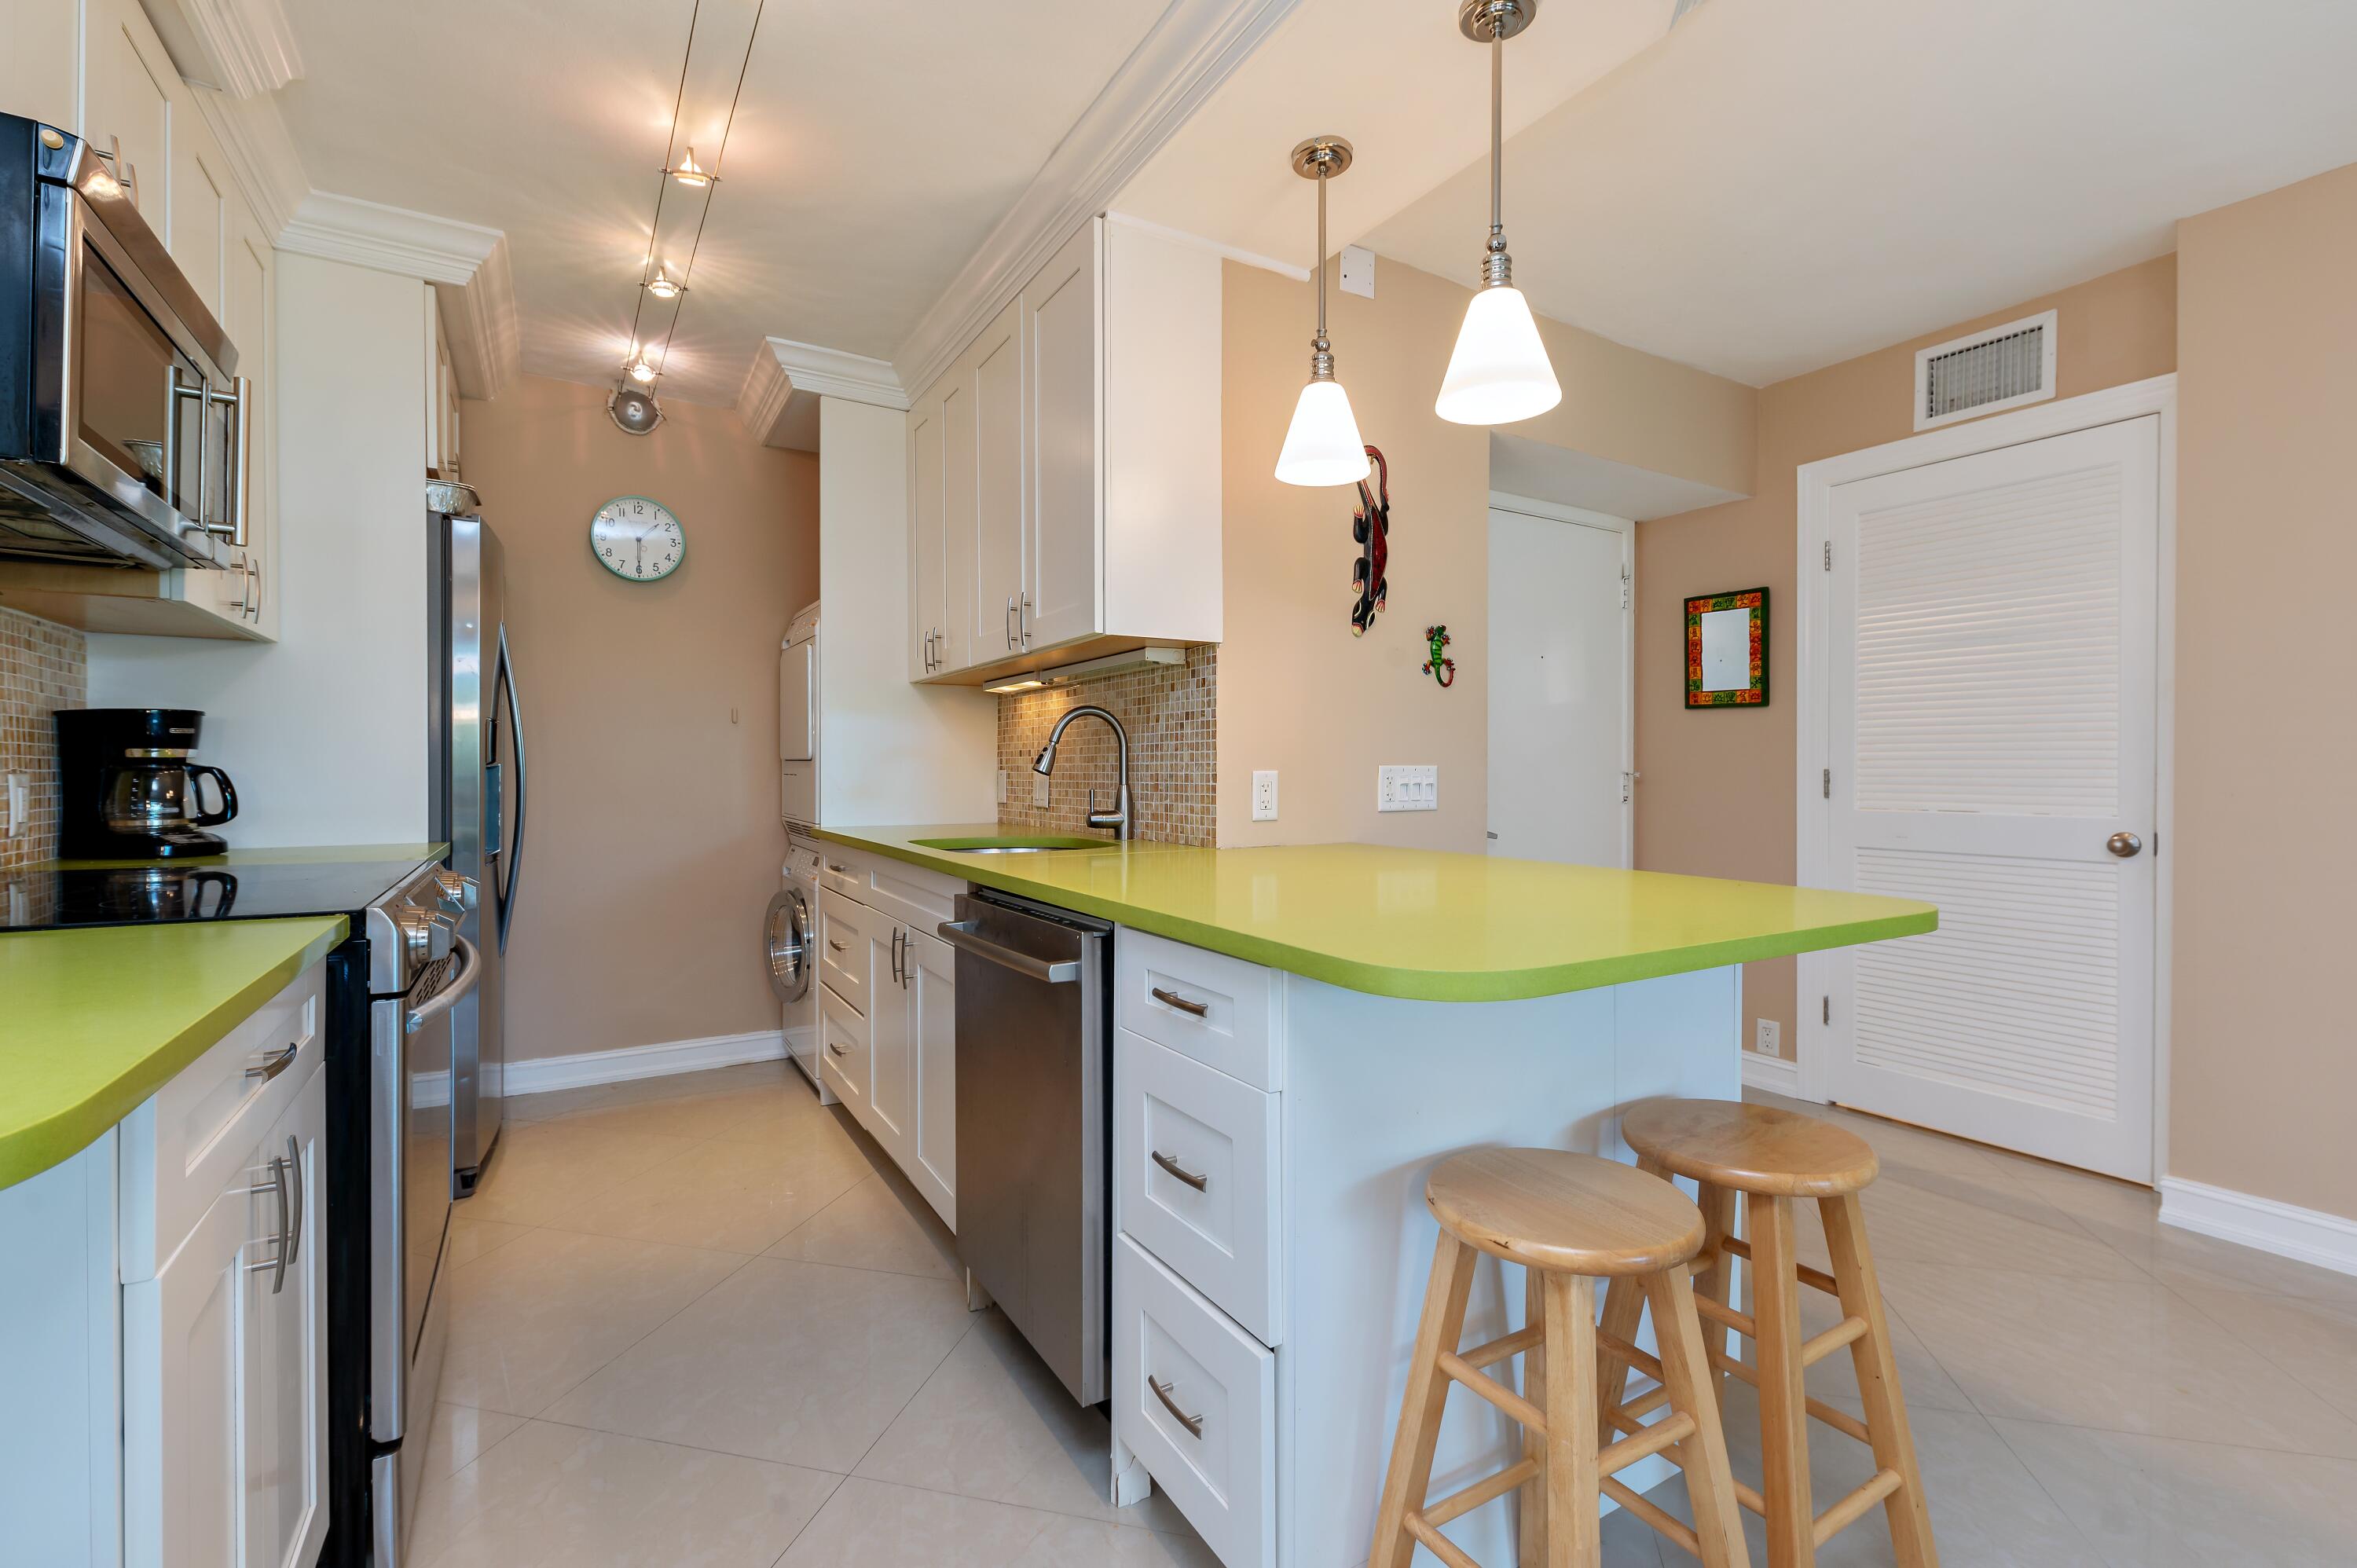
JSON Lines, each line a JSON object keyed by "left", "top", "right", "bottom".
{"left": 2, "top": 851, "right": 440, "bottom": 931}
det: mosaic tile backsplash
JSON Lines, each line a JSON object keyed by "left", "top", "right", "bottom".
{"left": 996, "top": 646, "right": 1215, "bottom": 846}
{"left": 0, "top": 606, "right": 87, "bottom": 870}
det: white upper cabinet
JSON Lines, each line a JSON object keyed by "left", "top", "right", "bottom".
{"left": 908, "top": 215, "right": 1222, "bottom": 683}
{"left": 82, "top": 0, "right": 173, "bottom": 220}
{"left": 907, "top": 389, "right": 946, "bottom": 678}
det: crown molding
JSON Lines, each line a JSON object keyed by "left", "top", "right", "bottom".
{"left": 738, "top": 336, "right": 905, "bottom": 450}
{"left": 892, "top": 0, "right": 1300, "bottom": 398}
{"left": 280, "top": 191, "right": 521, "bottom": 399}
{"left": 143, "top": 0, "right": 304, "bottom": 98}
{"left": 1104, "top": 209, "right": 1308, "bottom": 281}
{"left": 183, "top": 83, "right": 308, "bottom": 238}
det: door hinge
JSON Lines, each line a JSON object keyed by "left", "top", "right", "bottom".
{"left": 1823, "top": 540, "right": 1832, "bottom": 571}
{"left": 1823, "top": 995, "right": 1831, "bottom": 1025}
{"left": 1823, "top": 767, "right": 1831, "bottom": 800}
{"left": 1620, "top": 563, "right": 1631, "bottom": 611}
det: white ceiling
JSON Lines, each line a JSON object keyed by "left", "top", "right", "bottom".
{"left": 1364, "top": 0, "right": 2357, "bottom": 387}
{"left": 1114, "top": 0, "right": 1680, "bottom": 275}
{"left": 271, "top": 0, "right": 1167, "bottom": 405}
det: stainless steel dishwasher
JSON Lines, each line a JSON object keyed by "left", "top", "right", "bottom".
{"left": 938, "top": 888, "right": 1113, "bottom": 1405}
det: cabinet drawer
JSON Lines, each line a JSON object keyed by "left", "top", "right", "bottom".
{"left": 1113, "top": 1236, "right": 1274, "bottom": 1568}
{"left": 818, "top": 982, "right": 868, "bottom": 1118}
{"left": 819, "top": 888, "right": 869, "bottom": 1017}
{"left": 1117, "top": 928, "right": 1281, "bottom": 1090}
{"left": 816, "top": 841, "right": 966, "bottom": 936}
{"left": 119, "top": 961, "right": 322, "bottom": 1281}
{"left": 1117, "top": 1029, "right": 1281, "bottom": 1346}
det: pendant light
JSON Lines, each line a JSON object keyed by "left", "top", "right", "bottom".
{"left": 1274, "top": 136, "right": 1372, "bottom": 488}
{"left": 1435, "top": 0, "right": 1561, "bottom": 426}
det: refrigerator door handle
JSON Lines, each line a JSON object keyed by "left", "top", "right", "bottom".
{"left": 493, "top": 624, "right": 527, "bottom": 954}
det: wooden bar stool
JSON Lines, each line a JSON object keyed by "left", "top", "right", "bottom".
{"left": 1604, "top": 1099, "right": 1939, "bottom": 1568}
{"left": 1370, "top": 1147, "right": 1751, "bottom": 1568}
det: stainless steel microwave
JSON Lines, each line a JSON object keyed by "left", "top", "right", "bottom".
{"left": 0, "top": 112, "right": 247, "bottom": 570}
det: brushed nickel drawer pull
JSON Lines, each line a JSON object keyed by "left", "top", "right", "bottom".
{"left": 244, "top": 1042, "right": 299, "bottom": 1081}
{"left": 1149, "top": 1376, "right": 1204, "bottom": 1438}
{"left": 827, "top": 1041, "right": 850, "bottom": 1059}
{"left": 1151, "top": 1150, "right": 1209, "bottom": 1192}
{"left": 828, "top": 937, "right": 848, "bottom": 953}
{"left": 1150, "top": 986, "right": 1209, "bottom": 1018}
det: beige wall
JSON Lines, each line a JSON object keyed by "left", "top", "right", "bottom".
{"left": 1633, "top": 256, "right": 2178, "bottom": 1058}
{"left": 460, "top": 376, "right": 819, "bottom": 1062}
{"left": 2172, "top": 163, "right": 2357, "bottom": 1218}
{"left": 1218, "top": 255, "right": 1755, "bottom": 848}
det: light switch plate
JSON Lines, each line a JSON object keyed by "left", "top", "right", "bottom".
{"left": 1376, "top": 764, "right": 1438, "bottom": 812}
{"left": 1754, "top": 1018, "right": 1781, "bottom": 1056}
{"left": 996, "top": 768, "right": 1009, "bottom": 805}
{"left": 1252, "top": 770, "right": 1278, "bottom": 822}
{"left": 1032, "top": 772, "right": 1050, "bottom": 808}
{"left": 3, "top": 773, "right": 24, "bottom": 838}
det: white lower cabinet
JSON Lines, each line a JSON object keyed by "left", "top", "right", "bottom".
{"left": 1113, "top": 1236, "right": 1275, "bottom": 1568}
{"left": 0, "top": 959, "right": 329, "bottom": 1568}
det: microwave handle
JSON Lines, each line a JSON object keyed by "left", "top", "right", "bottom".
{"left": 205, "top": 376, "right": 251, "bottom": 546}
{"left": 169, "top": 368, "right": 210, "bottom": 540}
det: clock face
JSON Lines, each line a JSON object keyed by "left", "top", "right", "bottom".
{"left": 590, "top": 496, "right": 685, "bottom": 582}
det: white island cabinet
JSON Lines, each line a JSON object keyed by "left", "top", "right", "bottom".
{"left": 1108, "top": 928, "right": 1741, "bottom": 1568}
{"left": 0, "top": 959, "right": 328, "bottom": 1568}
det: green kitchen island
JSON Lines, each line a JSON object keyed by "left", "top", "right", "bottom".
{"left": 809, "top": 826, "right": 1933, "bottom": 1568}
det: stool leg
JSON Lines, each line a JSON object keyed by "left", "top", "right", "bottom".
{"left": 1692, "top": 1181, "right": 1741, "bottom": 1368}
{"left": 1371, "top": 1230, "right": 1479, "bottom": 1568}
{"left": 1519, "top": 1263, "right": 1548, "bottom": 1568}
{"left": 1541, "top": 1271, "right": 1599, "bottom": 1568}
{"left": 1750, "top": 1196, "right": 1816, "bottom": 1568}
{"left": 1644, "top": 1266, "right": 1751, "bottom": 1568}
{"left": 1819, "top": 1193, "right": 1939, "bottom": 1568}
{"left": 1593, "top": 1155, "right": 1672, "bottom": 1444}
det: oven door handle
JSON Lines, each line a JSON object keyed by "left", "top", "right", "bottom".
{"left": 405, "top": 936, "right": 482, "bottom": 1035}
{"left": 936, "top": 920, "right": 1079, "bottom": 984}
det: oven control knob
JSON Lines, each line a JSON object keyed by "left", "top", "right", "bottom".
{"left": 395, "top": 904, "right": 452, "bottom": 963}
{"left": 433, "top": 870, "right": 478, "bottom": 913}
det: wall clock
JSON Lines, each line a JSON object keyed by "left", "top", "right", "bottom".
{"left": 590, "top": 496, "right": 685, "bottom": 583}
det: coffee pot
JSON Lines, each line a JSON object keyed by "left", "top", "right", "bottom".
{"left": 55, "top": 709, "right": 240, "bottom": 858}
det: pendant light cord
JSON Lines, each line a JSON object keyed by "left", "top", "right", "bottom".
{"left": 1490, "top": 31, "right": 1503, "bottom": 242}
{"left": 1314, "top": 161, "right": 1329, "bottom": 353}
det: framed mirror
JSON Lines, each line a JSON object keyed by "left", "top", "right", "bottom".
{"left": 1684, "top": 587, "right": 1769, "bottom": 707}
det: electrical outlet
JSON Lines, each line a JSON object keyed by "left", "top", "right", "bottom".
{"left": 996, "top": 768, "right": 1009, "bottom": 805}
{"left": 1252, "top": 770, "right": 1278, "bottom": 822}
{"left": 3, "top": 773, "right": 24, "bottom": 838}
{"left": 1754, "top": 1018, "right": 1781, "bottom": 1056}
{"left": 1376, "top": 764, "right": 1438, "bottom": 812}
{"left": 1032, "top": 771, "right": 1050, "bottom": 808}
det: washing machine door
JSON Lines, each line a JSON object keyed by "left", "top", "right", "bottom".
{"left": 764, "top": 886, "right": 811, "bottom": 1002}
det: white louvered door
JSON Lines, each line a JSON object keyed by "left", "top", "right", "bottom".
{"left": 1824, "top": 416, "right": 2158, "bottom": 1179}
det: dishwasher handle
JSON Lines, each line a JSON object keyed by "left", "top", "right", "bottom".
{"left": 937, "top": 919, "right": 1080, "bottom": 984}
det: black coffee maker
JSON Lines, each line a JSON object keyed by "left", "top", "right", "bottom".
{"left": 55, "top": 709, "right": 239, "bottom": 859}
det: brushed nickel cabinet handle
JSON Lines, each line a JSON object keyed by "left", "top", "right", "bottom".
{"left": 828, "top": 937, "right": 848, "bottom": 953}
{"left": 827, "top": 1041, "right": 849, "bottom": 1059}
{"left": 283, "top": 1134, "right": 302, "bottom": 1270}
{"left": 1151, "top": 1150, "right": 1209, "bottom": 1192}
{"left": 1150, "top": 986, "right": 1209, "bottom": 1018}
{"left": 240, "top": 1154, "right": 290, "bottom": 1294}
{"left": 245, "top": 1042, "right": 299, "bottom": 1081}
{"left": 1149, "top": 1376, "right": 1204, "bottom": 1438}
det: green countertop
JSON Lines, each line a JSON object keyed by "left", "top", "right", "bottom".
{"left": 812, "top": 826, "right": 1937, "bottom": 1003}
{"left": 0, "top": 917, "right": 347, "bottom": 1190}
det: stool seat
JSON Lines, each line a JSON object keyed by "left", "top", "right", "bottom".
{"left": 1426, "top": 1147, "right": 1705, "bottom": 1277}
{"left": 1622, "top": 1097, "right": 1879, "bottom": 1197}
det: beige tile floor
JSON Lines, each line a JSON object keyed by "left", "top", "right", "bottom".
{"left": 412, "top": 1063, "right": 2357, "bottom": 1566}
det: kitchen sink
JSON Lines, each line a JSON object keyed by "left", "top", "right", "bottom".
{"left": 910, "top": 834, "right": 1112, "bottom": 855}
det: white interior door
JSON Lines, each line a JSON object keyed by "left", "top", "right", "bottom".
{"left": 1823, "top": 416, "right": 2159, "bottom": 1179}
{"left": 1486, "top": 501, "right": 1632, "bottom": 866}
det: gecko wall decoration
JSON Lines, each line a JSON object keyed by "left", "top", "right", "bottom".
{"left": 1349, "top": 445, "right": 1391, "bottom": 636}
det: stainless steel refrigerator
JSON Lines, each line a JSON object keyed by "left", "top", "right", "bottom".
{"left": 427, "top": 487, "right": 525, "bottom": 1196}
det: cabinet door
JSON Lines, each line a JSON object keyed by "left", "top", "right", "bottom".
{"left": 218, "top": 204, "right": 277, "bottom": 640}
{"left": 168, "top": 108, "right": 227, "bottom": 317}
{"left": 907, "top": 392, "right": 944, "bottom": 679}
{"left": 1022, "top": 220, "right": 1102, "bottom": 650}
{"left": 819, "top": 984, "right": 869, "bottom": 1123}
{"left": 247, "top": 1063, "right": 327, "bottom": 1568}
{"left": 939, "top": 362, "right": 980, "bottom": 674}
{"left": 904, "top": 927, "right": 957, "bottom": 1229}
{"left": 866, "top": 921, "right": 911, "bottom": 1155}
{"left": 972, "top": 300, "right": 1025, "bottom": 665}
{"left": 1, "top": 0, "right": 78, "bottom": 131}
{"left": 81, "top": 0, "right": 174, "bottom": 222}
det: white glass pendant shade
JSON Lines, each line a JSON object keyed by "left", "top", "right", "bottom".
{"left": 1435, "top": 284, "right": 1560, "bottom": 425}
{"left": 1274, "top": 378, "right": 1370, "bottom": 486}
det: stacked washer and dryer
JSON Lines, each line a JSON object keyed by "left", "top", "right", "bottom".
{"left": 767, "top": 603, "right": 833, "bottom": 1101}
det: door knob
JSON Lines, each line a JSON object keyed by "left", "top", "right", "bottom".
{"left": 2106, "top": 832, "right": 2143, "bottom": 858}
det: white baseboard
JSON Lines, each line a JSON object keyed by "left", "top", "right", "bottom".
{"left": 1740, "top": 1051, "right": 1801, "bottom": 1097}
{"left": 2158, "top": 1176, "right": 2357, "bottom": 1280}
{"left": 410, "top": 1028, "right": 786, "bottom": 1108}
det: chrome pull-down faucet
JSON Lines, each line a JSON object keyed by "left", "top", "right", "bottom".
{"left": 1032, "top": 705, "right": 1133, "bottom": 840}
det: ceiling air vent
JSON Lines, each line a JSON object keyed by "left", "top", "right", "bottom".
{"left": 1914, "top": 310, "right": 2056, "bottom": 430}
